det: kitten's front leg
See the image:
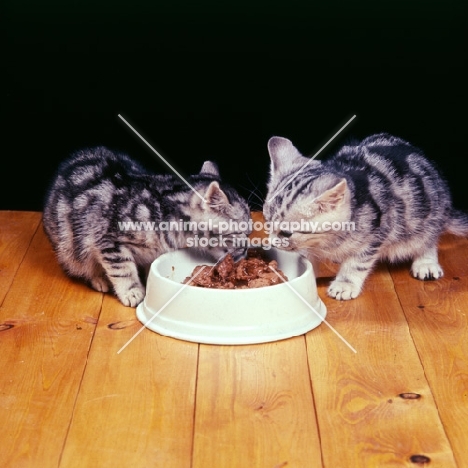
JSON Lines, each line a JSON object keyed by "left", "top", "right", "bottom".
{"left": 411, "top": 246, "right": 443, "bottom": 280}
{"left": 99, "top": 245, "right": 145, "bottom": 307}
{"left": 327, "top": 253, "right": 378, "bottom": 300}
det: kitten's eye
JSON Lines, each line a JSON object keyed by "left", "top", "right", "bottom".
{"left": 279, "top": 230, "right": 293, "bottom": 238}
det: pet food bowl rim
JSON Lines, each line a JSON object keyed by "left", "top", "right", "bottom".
{"left": 136, "top": 247, "right": 327, "bottom": 345}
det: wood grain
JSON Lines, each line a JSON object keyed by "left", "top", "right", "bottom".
{"left": 192, "top": 338, "right": 323, "bottom": 468}
{"left": 1, "top": 212, "right": 466, "bottom": 467}
{"left": 0, "top": 222, "right": 103, "bottom": 468}
{"left": 0, "top": 211, "right": 41, "bottom": 303}
{"left": 390, "top": 234, "right": 468, "bottom": 468}
{"left": 59, "top": 295, "right": 199, "bottom": 468}
{"left": 307, "top": 262, "right": 458, "bottom": 467}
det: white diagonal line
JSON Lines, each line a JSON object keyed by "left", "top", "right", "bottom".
{"left": 118, "top": 114, "right": 206, "bottom": 202}
{"left": 117, "top": 265, "right": 208, "bottom": 354}
{"left": 117, "top": 250, "right": 232, "bottom": 354}
{"left": 267, "top": 114, "right": 356, "bottom": 202}
{"left": 268, "top": 265, "right": 357, "bottom": 353}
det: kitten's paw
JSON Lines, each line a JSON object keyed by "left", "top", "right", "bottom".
{"left": 411, "top": 260, "right": 443, "bottom": 281}
{"left": 119, "top": 286, "right": 146, "bottom": 307}
{"left": 90, "top": 276, "right": 110, "bottom": 293}
{"left": 328, "top": 280, "right": 361, "bottom": 300}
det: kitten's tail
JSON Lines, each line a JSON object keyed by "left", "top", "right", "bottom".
{"left": 446, "top": 209, "right": 468, "bottom": 237}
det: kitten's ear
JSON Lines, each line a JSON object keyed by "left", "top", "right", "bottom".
{"left": 315, "top": 179, "right": 348, "bottom": 212}
{"left": 267, "top": 136, "right": 304, "bottom": 171}
{"left": 202, "top": 181, "right": 229, "bottom": 210}
{"left": 199, "top": 161, "right": 220, "bottom": 177}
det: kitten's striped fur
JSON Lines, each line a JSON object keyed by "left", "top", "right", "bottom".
{"left": 263, "top": 133, "right": 468, "bottom": 300}
{"left": 43, "top": 147, "right": 251, "bottom": 306}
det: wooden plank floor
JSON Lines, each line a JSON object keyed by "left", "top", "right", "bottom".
{"left": 1, "top": 211, "right": 467, "bottom": 467}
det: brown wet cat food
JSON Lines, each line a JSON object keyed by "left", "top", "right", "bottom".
{"left": 183, "top": 250, "right": 288, "bottom": 289}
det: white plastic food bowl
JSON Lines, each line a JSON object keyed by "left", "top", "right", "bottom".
{"left": 136, "top": 247, "right": 327, "bottom": 345}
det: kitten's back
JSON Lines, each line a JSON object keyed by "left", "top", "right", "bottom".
{"left": 263, "top": 133, "right": 468, "bottom": 300}
{"left": 43, "top": 146, "right": 252, "bottom": 306}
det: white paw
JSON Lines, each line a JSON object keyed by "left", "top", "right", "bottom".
{"left": 90, "top": 276, "right": 110, "bottom": 293}
{"left": 411, "top": 261, "right": 443, "bottom": 280}
{"left": 119, "top": 286, "right": 146, "bottom": 307}
{"left": 328, "top": 280, "right": 361, "bottom": 301}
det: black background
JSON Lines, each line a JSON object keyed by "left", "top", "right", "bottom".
{"left": 3, "top": 0, "right": 467, "bottom": 212}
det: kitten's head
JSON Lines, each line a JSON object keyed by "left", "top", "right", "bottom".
{"left": 186, "top": 161, "right": 252, "bottom": 261}
{"left": 263, "top": 137, "right": 351, "bottom": 255}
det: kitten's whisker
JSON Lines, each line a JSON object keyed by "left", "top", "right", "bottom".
{"left": 247, "top": 190, "right": 264, "bottom": 207}
{"left": 239, "top": 177, "right": 265, "bottom": 211}
{"left": 246, "top": 189, "right": 260, "bottom": 202}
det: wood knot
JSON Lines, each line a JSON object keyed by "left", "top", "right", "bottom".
{"left": 0, "top": 322, "right": 14, "bottom": 332}
{"left": 453, "top": 276, "right": 460, "bottom": 281}
{"left": 399, "top": 393, "right": 421, "bottom": 400}
{"left": 417, "top": 305, "right": 425, "bottom": 309}
{"left": 273, "top": 462, "right": 288, "bottom": 468}
{"left": 410, "top": 454, "right": 431, "bottom": 464}
{"left": 107, "top": 320, "right": 136, "bottom": 330}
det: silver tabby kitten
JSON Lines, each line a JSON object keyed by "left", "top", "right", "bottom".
{"left": 43, "top": 146, "right": 251, "bottom": 306}
{"left": 263, "top": 133, "right": 468, "bottom": 300}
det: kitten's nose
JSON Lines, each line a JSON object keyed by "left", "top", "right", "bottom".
{"left": 279, "top": 230, "right": 293, "bottom": 238}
